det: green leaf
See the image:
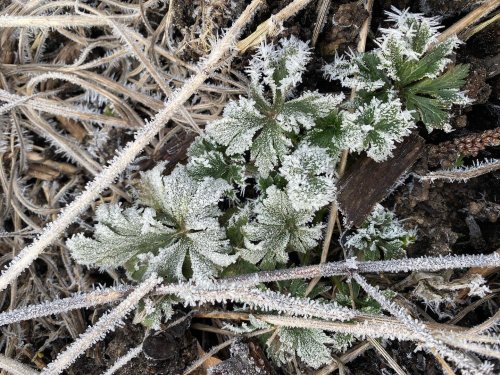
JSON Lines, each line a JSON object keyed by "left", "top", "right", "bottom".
{"left": 136, "top": 165, "right": 237, "bottom": 281}
{"left": 280, "top": 142, "right": 337, "bottom": 211}
{"left": 67, "top": 204, "right": 175, "bottom": 269}
{"left": 250, "top": 120, "right": 292, "bottom": 177}
{"left": 241, "top": 186, "right": 323, "bottom": 268}
{"left": 405, "top": 93, "right": 449, "bottom": 130}
{"left": 270, "top": 327, "right": 333, "bottom": 369}
{"left": 304, "top": 110, "right": 344, "bottom": 157}
{"left": 134, "top": 296, "right": 175, "bottom": 330}
{"left": 399, "top": 38, "right": 458, "bottom": 86}
{"left": 206, "top": 98, "right": 268, "bottom": 157}
{"left": 408, "top": 64, "right": 469, "bottom": 93}
{"left": 342, "top": 96, "right": 415, "bottom": 162}
{"left": 186, "top": 137, "right": 246, "bottom": 188}
{"left": 345, "top": 204, "right": 415, "bottom": 261}
{"left": 225, "top": 205, "right": 252, "bottom": 248}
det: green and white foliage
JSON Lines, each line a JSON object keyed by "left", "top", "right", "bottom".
{"left": 67, "top": 204, "right": 175, "bottom": 269}
{"left": 280, "top": 142, "right": 337, "bottom": 210}
{"left": 225, "top": 314, "right": 334, "bottom": 369}
{"left": 68, "top": 163, "right": 236, "bottom": 282}
{"left": 224, "top": 314, "right": 271, "bottom": 334}
{"left": 133, "top": 164, "right": 237, "bottom": 281}
{"left": 186, "top": 136, "right": 246, "bottom": 199}
{"left": 241, "top": 186, "right": 323, "bottom": 268}
{"left": 134, "top": 296, "right": 175, "bottom": 331}
{"left": 206, "top": 37, "right": 344, "bottom": 177}
{"left": 268, "top": 327, "right": 334, "bottom": 369}
{"left": 324, "top": 7, "right": 470, "bottom": 132}
{"left": 342, "top": 95, "right": 415, "bottom": 161}
{"left": 345, "top": 204, "right": 416, "bottom": 261}
{"left": 303, "top": 109, "right": 345, "bottom": 157}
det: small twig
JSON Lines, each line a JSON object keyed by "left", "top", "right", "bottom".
{"left": 436, "top": 0, "right": 500, "bottom": 43}
{"left": 367, "top": 337, "right": 408, "bottom": 375}
{"left": 102, "top": 344, "right": 143, "bottom": 375}
{"left": 0, "top": 14, "right": 139, "bottom": 28}
{"left": 311, "top": 0, "right": 331, "bottom": 47}
{"left": 236, "top": 0, "right": 314, "bottom": 52}
{"left": 430, "top": 348, "right": 456, "bottom": 375}
{"left": 41, "top": 276, "right": 161, "bottom": 375}
{"left": 0, "top": 354, "right": 39, "bottom": 375}
{"left": 420, "top": 159, "right": 500, "bottom": 182}
{"left": 352, "top": 273, "right": 483, "bottom": 375}
{"left": 462, "top": 11, "right": 500, "bottom": 40}
{"left": 314, "top": 341, "right": 371, "bottom": 375}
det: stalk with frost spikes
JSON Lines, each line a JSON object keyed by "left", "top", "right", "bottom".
{"left": 0, "top": 252, "right": 499, "bottom": 329}
{"left": 41, "top": 275, "right": 161, "bottom": 375}
{"left": 353, "top": 273, "right": 491, "bottom": 375}
{"left": 103, "top": 344, "right": 143, "bottom": 375}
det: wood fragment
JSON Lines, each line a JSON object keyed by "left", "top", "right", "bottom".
{"left": 337, "top": 133, "right": 425, "bottom": 227}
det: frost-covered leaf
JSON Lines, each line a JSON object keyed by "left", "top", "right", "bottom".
{"left": 225, "top": 204, "right": 252, "bottom": 248}
{"left": 70, "top": 163, "right": 237, "bottom": 282}
{"left": 342, "top": 95, "right": 415, "bottom": 162}
{"left": 241, "top": 186, "right": 323, "bottom": 268}
{"left": 134, "top": 296, "right": 175, "bottom": 331}
{"left": 250, "top": 119, "right": 293, "bottom": 176}
{"left": 186, "top": 136, "right": 246, "bottom": 189}
{"left": 324, "top": 51, "right": 387, "bottom": 93}
{"left": 376, "top": 8, "right": 444, "bottom": 82}
{"left": 224, "top": 314, "right": 270, "bottom": 334}
{"left": 280, "top": 143, "right": 337, "bottom": 211}
{"left": 269, "top": 327, "right": 333, "bottom": 369}
{"left": 331, "top": 333, "right": 356, "bottom": 353}
{"left": 405, "top": 64, "right": 470, "bottom": 131}
{"left": 304, "top": 110, "right": 345, "bottom": 157}
{"left": 136, "top": 165, "right": 237, "bottom": 281}
{"left": 246, "top": 35, "right": 311, "bottom": 99}
{"left": 279, "top": 91, "right": 345, "bottom": 130}
{"left": 345, "top": 204, "right": 415, "bottom": 261}
{"left": 324, "top": 7, "right": 469, "bottom": 132}
{"left": 207, "top": 37, "right": 344, "bottom": 177}
{"left": 67, "top": 204, "right": 175, "bottom": 269}
{"left": 205, "top": 98, "right": 267, "bottom": 157}
{"left": 396, "top": 38, "right": 460, "bottom": 86}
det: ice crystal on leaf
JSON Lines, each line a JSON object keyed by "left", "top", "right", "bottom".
{"left": 67, "top": 204, "right": 174, "bottom": 269}
{"left": 135, "top": 164, "right": 237, "bottom": 281}
{"left": 280, "top": 142, "right": 337, "bottom": 211}
{"left": 342, "top": 95, "right": 415, "bottom": 162}
{"left": 68, "top": 163, "right": 236, "bottom": 282}
{"left": 324, "top": 7, "right": 470, "bottom": 132}
{"left": 324, "top": 51, "right": 386, "bottom": 92}
{"left": 224, "top": 314, "right": 270, "bottom": 334}
{"left": 134, "top": 296, "right": 175, "bottom": 331}
{"left": 186, "top": 136, "right": 246, "bottom": 191}
{"left": 246, "top": 35, "right": 311, "bottom": 98}
{"left": 269, "top": 327, "right": 334, "bottom": 369}
{"left": 207, "top": 37, "right": 344, "bottom": 177}
{"left": 345, "top": 204, "right": 416, "bottom": 261}
{"left": 241, "top": 186, "right": 323, "bottom": 268}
